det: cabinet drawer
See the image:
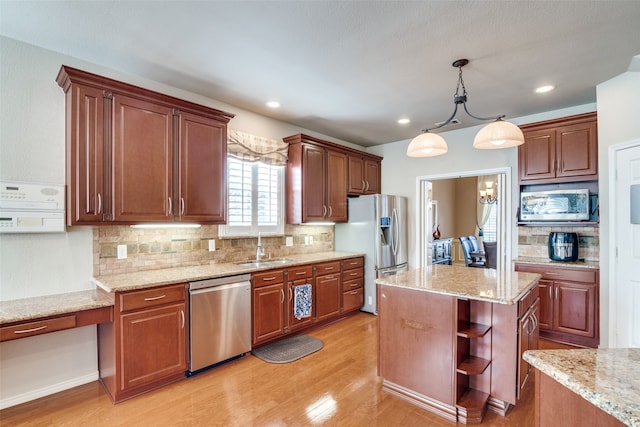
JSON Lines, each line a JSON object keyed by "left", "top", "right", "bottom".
{"left": 316, "top": 261, "right": 341, "bottom": 276}
{"left": 517, "top": 285, "right": 540, "bottom": 318}
{"left": 1, "top": 315, "right": 76, "bottom": 341}
{"left": 515, "top": 264, "right": 597, "bottom": 283}
{"left": 119, "top": 284, "right": 186, "bottom": 312}
{"left": 343, "top": 257, "right": 364, "bottom": 270}
{"left": 343, "top": 268, "right": 364, "bottom": 281}
{"left": 343, "top": 278, "right": 364, "bottom": 292}
{"left": 253, "top": 270, "right": 285, "bottom": 288}
{"left": 343, "top": 288, "right": 364, "bottom": 312}
{"left": 288, "top": 265, "right": 313, "bottom": 280}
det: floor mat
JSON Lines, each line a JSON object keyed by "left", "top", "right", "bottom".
{"left": 252, "top": 334, "right": 323, "bottom": 364}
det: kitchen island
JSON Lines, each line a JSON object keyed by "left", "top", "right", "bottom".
{"left": 376, "top": 265, "right": 541, "bottom": 424}
{"left": 524, "top": 348, "right": 639, "bottom": 426}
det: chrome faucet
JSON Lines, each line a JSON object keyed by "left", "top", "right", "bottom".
{"left": 256, "top": 232, "right": 265, "bottom": 262}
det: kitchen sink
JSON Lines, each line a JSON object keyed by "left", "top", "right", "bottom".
{"left": 236, "top": 258, "right": 294, "bottom": 268}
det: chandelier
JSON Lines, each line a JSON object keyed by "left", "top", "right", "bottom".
{"left": 406, "top": 59, "right": 525, "bottom": 158}
{"left": 479, "top": 180, "right": 497, "bottom": 204}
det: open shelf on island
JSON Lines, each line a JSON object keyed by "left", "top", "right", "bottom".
{"left": 457, "top": 322, "right": 491, "bottom": 339}
{"left": 457, "top": 356, "right": 491, "bottom": 376}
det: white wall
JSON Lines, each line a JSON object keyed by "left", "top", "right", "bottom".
{"left": 367, "top": 103, "right": 596, "bottom": 268}
{"left": 596, "top": 62, "right": 640, "bottom": 348}
{"left": 0, "top": 36, "right": 357, "bottom": 409}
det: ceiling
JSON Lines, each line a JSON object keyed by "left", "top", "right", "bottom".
{"left": 1, "top": 1, "right": 640, "bottom": 147}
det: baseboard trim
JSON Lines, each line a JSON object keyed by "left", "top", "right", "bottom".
{"left": 0, "top": 371, "right": 98, "bottom": 410}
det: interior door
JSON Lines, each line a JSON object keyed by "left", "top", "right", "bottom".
{"left": 614, "top": 142, "right": 640, "bottom": 348}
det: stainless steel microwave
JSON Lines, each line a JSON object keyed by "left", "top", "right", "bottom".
{"left": 520, "top": 189, "right": 590, "bottom": 221}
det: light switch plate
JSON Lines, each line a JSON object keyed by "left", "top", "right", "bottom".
{"left": 309, "top": 235, "right": 314, "bottom": 244}
{"left": 285, "top": 236, "right": 293, "bottom": 247}
{"left": 208, "top": 239, "right": 216, "bottom": 251}
{"left": 117, "top": 244, "right": 127, "bottom": 259}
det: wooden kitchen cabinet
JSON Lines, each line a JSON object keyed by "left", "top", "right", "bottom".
{"left": 98, "top": 283, "right": 187, "bottom": 403}
{"left": 252, "top": 269, "right": 286, "bottom": 346}
{"left": 315, "top": 261, "right": 342, "bottom": 322}
{"left": 57, "top": 65, "right": 234, "bottom": 225}
{"left": 286, "top": 265, "right": 314, "bottom": 332}
{"left": 515, "top": 263, "right": 598, "bottom": 348}
{"left": 518, "top": 112, "right": 598, "bottom": 184}
{"left": 341, "top": 257, "right": 364, "bottom": 313}
{"left": 347, "top": 154, "right": 382, "bottom": 195}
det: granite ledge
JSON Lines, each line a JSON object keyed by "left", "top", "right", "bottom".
{"left": 0, "top": 289, "right": 114, "bottom": 325}
{"left": 524, "top": 348, "right": 640, "bottom": 426}
{"left": 515, "top": 256, "right": 600, "bottom": 270}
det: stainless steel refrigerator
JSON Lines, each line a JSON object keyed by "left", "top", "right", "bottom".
{"left": 335, "top": 194, "right": 408, "bottom": 314}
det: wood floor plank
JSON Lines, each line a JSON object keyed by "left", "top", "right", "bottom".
{"left": 1, "top": 313, "right": 542, "bottom": 426}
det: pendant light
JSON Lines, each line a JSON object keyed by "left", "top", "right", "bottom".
{"left": 407, "top": 59, "right": 524, "bottom": 158}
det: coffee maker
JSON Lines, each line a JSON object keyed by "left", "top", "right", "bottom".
{"left": 548, "top": 232, "right": 579, "bottom": 262}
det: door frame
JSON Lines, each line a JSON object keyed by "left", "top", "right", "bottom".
{"left": 416, "top": 167, "right": 512, "bottom": 271}
{"left": 608, "top": 138, "right": 640, "bottom": 348}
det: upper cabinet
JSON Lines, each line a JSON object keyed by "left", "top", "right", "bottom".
{"left": 56, "top": 65, "right": 234, "bottom": 225}
{"left": 518, "top": 112, "right": 597, "bottom": 184}
{"left": 347, "top": 154, "right": 381, "bottom": 195}
{"left": 284, "top": 134, "right": 382, "bottom": 224}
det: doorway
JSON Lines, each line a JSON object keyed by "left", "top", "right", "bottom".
{"left": 416, "top": 167, "right": 512, "bottom": 270}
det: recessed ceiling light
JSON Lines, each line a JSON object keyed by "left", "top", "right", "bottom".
{"left": 266, "top": 101, "right": 281, "bottom": 108}
{"left": 535, "top": 85, "right": 556, "bottom": 94}
{"left": 397, "top": 118, "right": 410, "bottom": 125}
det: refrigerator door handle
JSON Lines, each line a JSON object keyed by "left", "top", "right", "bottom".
{"left": 391, "top": 207, "right": 399, "bottom": 256}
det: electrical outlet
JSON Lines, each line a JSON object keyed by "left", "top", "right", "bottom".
{"left": 117, "top": 244, "right": 127, "bottom": 259}
{"left": 285, "top": 236, "right": 293, "bottom": 247}
{"left": 208, "top": 239, "right": 216, "bottom": 252}
{"left": 304, "top": 235, "right": 310, "bottom": 245}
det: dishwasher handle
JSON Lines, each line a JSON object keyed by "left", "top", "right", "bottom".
{"left": 189, "top": 274, "right": 251, "bottom": 291}
{"left": 189, "top": 281, "right": 250, "bottom": 295}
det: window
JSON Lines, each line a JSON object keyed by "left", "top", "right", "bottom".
{"left": 482, "top": 203, "right": 498, "bottom": 242}
{"left": 219, "top": 157, "right": 285, "bottom": 237}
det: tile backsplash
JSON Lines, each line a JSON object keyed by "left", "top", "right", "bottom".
{"left": 517, "top": 226, "right": 599, "bottom": 262}
{"left": 94, "top": 224, "right": 334, "bottom": 276}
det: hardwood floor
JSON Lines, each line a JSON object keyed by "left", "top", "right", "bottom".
{"left": 1, "top": 313, "right": 569, "bottom": 426}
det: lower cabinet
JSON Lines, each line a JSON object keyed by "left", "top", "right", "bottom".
{"left": 252, "top": 270, "right": 286, "bottom": 345}
{"left": 341, "top": 257, "right": 364, "bottom": 313}
{"left": 515, "top": 263, "right": 599, "bottom": 347}
{"left": 98, "top": 283, "right": 187, "bottom": 403}
{"left": 286, "top": 265, "right": 314, "bottom": 333}
{"left": 315, "top": 261, "right": 342, "bottom": 322}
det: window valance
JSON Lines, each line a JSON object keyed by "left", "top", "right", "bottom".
{"left": 227, "top": 129, "right": 288, "bottom": 166}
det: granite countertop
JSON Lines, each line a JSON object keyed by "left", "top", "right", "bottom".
{"left": 375, "top": 264, "right": 541, "bottom": 304}
{"left": 524, "top": 348, "right": 640, "bottom": 426}
{"left": 93, "top": 251, "right": 363, "bottom": 292}
{"left": 0, "top": 289, "right": 114, "bottom": 326}
{"left": 515, "top": 256, "right": 600, "bottom": 270}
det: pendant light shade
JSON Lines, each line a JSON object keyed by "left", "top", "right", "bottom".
{"left": 406, "top": 132, "right": 448, "bottom": 157}
{"left": 473, "top": 119, "right": 525, "bottom": 149}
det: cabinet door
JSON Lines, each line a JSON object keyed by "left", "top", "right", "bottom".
{"left": 113, "top": 94, "right": 173, "bottom": 222}
{"left": 302, "top": 144, "right": 326, "bottom": 222}
{"left": 178, "top": 112, "right": 226, "bottom": 223}
{"left": 347, "top": 155, "right": 365, "bottom": 195}
{"left": 554, "top": 281, "right": 596, "bottom": 338}
{"left": 556, "top": 121, "right": 598, "bottom": 179}
{"left": 120, "top": 302, "right": 186, "bottom": 392}
{"left": 364, "top": 158, "right": 380, "bottom": 194}
{"left": 519, "top": 129, "right": 556, "bottom": 182}
{"left": 252, "top": 283, "right": 285, "bottom": 345}
{"left": 326, "top": 149, "right": 348, "bottom": 222}
{"left": 316, "top": 273, "right": 341, "bottom": 322}
{"left": 287, "top": 272, "right": 314, "bottom": 332}
{"left": 68, "top": 84, "right": 105, "bottom": 224}
{"left": 537, "top": 280, "right": 553, "bottom": 330}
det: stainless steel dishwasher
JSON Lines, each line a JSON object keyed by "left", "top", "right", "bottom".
{"left": 188, "top": 274, "right": 251, "bottom": 375}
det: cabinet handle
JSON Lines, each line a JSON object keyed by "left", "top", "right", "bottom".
{"left": 555, "top": 287, "right": 559, "bottom": 300}
{"left": 97, "top": 193, "right": 102, "bottom": 214}
{"left": 348, "top": 290, "right": 358, "bottom": 295}
{"left": 549, "top": 286, "right": 553, "bottom": 300}
{"left": 168, "top": 197, "right": 173, "bottom": 216}
{"left": 262, "top": 277, "right": 276, "bottom": 281}
{"left": 329, "top": 206, "right": 333, "bottom": 217}
{"left": 325, "top": 267, "right": 335, "bottom": 270}
{"left": 295, "top": 271, "right": 306, "bottom": 276}
{"left": 349, "top": 283, "right": 359, "bottom": 287}
{"left": 181, "top": 310, "right": 185, "bottom": 329}
{"left": 361, "top": 180, "right": 366, "bottom": 192}
{"left": 281, "top": 289, "right": 284, "bottom": 303}
{"left": 323, "top": 205, "right": 327, "bottom": 217}
{"left": 545, "top": 272, "right": 560, "bottom": 276}
{"left": 13, "top": 325, "right": 47, "bottom": 334}
{"left": 325, "top": 275, "right": 336, "bottom": 280}
{"left": 365, "top": 180, "right": 370, "bottom": 192}
{"left": 289, "top": 285, "right": 292, "bottom": 302}
{"left": 143, "top": 294, "right": 166, "bottom": 301}
{"left": 181, "top": 197, "right": 185, "bottom": 216}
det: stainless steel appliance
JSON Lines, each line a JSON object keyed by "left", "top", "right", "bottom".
{"left": 188, "top": 274, "right": 251, "bottom": 375}
{"left": 335, "top": 194, "right": 408, "bottom": 314}
{"left": 520, "top": 189, "right": 590, "bottom": 221}
{"left": 548, "top": 232, "right": 579, "bottom": 262}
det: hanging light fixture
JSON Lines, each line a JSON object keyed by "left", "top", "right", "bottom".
{"left": 406, "top": 59, "right": 525, "bottom": 158}
{"left": 479, "top": 180, "right": 497, "bottom": 204}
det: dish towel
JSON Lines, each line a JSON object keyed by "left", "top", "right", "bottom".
{"left": 294, "top": 283, "right": 312, "bottom": 320}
